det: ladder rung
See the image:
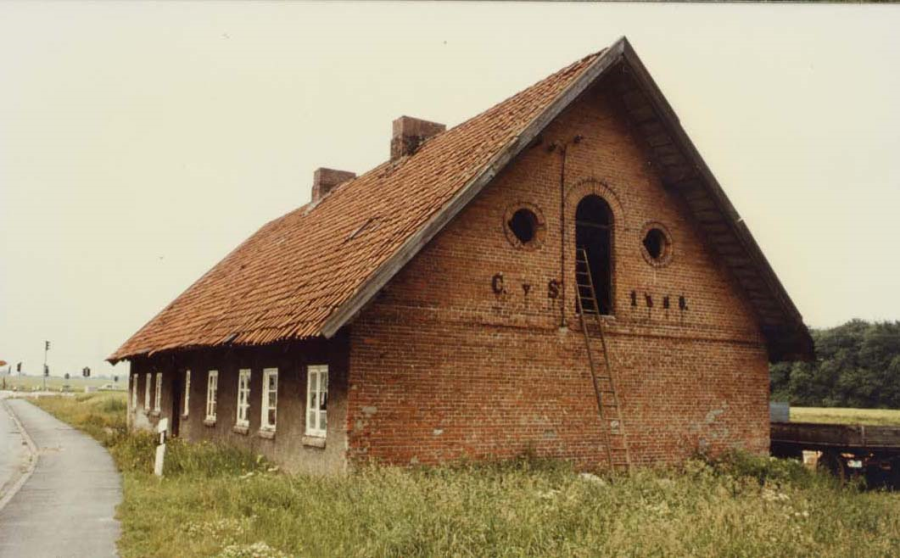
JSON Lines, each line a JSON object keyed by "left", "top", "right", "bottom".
{"left": 578, "top": 248, "right": 631, "bottom": 474}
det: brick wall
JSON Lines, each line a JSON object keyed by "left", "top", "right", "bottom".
{"left": 347, "top": 81, "right": 770, "bottom": 469}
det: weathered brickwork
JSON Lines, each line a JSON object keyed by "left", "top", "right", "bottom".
{"left": 347, "top": 83, "right": 770, "bottom": 468}
{"left": 124, "top": 79, "right": 772, "bottom": 474}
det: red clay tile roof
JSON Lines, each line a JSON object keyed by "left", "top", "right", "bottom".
{"left": 109, "top": 50, "right": 605, "bottom": 362}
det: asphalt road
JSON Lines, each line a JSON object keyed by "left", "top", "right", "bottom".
{"left": 0, "top": 398, "right": 121, "bottom": 558}
{"left": 0, "top": 398, "right": 28, "bottom": 500}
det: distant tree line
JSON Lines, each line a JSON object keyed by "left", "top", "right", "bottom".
{"left": 770, "top": 320, "right": 900, "bottom": 408}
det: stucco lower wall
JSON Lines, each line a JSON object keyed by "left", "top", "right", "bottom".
{"left": 126, "top": 333, "right": 349, "bottom": 475}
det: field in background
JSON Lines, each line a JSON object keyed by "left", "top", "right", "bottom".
{"left": 1, "top": 375, "right": 126, "bottom": 393}
{"left": 31, "top": 392, "right": 128, "bottom": 439}
{"left": 28, "top": 395, "right": 900, "bottom": 558}
{"left": 791, "top": 407, "right": 900, "bottom": 427}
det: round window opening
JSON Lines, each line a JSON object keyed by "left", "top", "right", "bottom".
{"left": 643, "top": 228, "right": 666, "bottom": 259}
{"left": 508, "top": 209, "right": 538, "bottom": 244}
{"left": 640, "top": 225, "right": 673, "bottom": 266}
{"left": 503, "top": 203, "right": 546, "bottom": 250}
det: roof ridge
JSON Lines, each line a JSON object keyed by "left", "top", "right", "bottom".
{"left": 307, "top": 49, "right": 606, "bottom": 217}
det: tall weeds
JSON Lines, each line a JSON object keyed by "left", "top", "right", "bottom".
{"left": 30, "top": 395, "right": 900, "bottom": 558}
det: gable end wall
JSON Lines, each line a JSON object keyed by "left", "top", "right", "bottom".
{"left": 347, "top": 83, "right": 770, "bottom": 468}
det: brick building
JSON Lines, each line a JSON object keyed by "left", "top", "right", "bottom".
{"left": 110, "top": 38, "right": 813, "bottom": 475}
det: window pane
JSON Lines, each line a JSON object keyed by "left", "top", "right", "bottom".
{"left": 319, "top": 411, "right": 327, "bottom": 431}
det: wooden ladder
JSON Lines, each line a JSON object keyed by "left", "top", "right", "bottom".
{"left": 575, "top": 247, "right": 632, "bottom": 474}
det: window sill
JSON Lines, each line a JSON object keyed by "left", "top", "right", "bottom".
{"left": 150, "top": 410, "right": 161, "bottom": 418}
{"left": 258, "top": 428, "right": 276, "bottom": 440}
{"left": 233, "top": 424, "right": 250, "bottom": 435}
{"left": 203, "top": 418, "right": 217, "bottom": 427}
{"left": 302, "top": 435, "right": 326, "bottom": 449}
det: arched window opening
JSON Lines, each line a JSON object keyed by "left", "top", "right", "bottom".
{"left": 575, "top": 195, "right": 613, "bottom": 315}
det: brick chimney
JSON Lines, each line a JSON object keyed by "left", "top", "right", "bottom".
{"left": 390, "top": 116, "right": 446, "bottom": 161}
{"left": 312, "top": 167, "right": 356, "bottom": 203}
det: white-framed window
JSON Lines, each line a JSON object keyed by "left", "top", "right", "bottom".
{"left": 306, "top": 365, "right": 328, "bottom": 437}
{"left": 236, "top": 369, "right": 251, "bottom": 428}
{"left": 183, "top": 370, "right": 191, "bottom": 417}
{"left": 206, "top": 370, "right": 219, "bottom": 421}
{"left": 154, "top": 372, "right": 162, "bottom": 413}
{"left": 132, "top": 374, "right": 138, "bottom": 409}
{"left": 144, "top": 373, "right": 152, "bottom": 409}
{"left": 261, "top": 368, "right": 278, "bottom": 431}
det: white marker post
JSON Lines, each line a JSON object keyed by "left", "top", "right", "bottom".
{"left": 154, "top": 417, "right": 168, "bottom": 477}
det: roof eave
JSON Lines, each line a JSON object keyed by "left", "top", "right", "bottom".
{"left": 617, "top": 40, "right": 812, "bottom": 361}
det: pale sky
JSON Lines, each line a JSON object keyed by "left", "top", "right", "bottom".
{"left": 1, "top": 2, "right": 898, "bottom": 377}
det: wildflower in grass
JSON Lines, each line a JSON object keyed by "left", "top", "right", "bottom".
{"left": 216, "top": 542, "right": 290, "bottom": 558}
{"left": 578, "top": 472, "right": 606, "bottom": 485}
{"left": 536, "top": 489, "right": 560, "bottom": 500}
{"left": 761, "top": 488, "right": 790, "bottom": 503}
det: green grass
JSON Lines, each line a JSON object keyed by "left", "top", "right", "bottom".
{"left": 791, "top": 407, "right": 900, "bottom": 427}
{"left": 30, "top": 395, "right": 900, "bottom": 558}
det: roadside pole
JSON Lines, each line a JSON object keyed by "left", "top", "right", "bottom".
{"left": 154, "top": 418, "right": 168, "bottom": 476}
{"left": 42, "top": 341, "right": 50, "bottom": 391}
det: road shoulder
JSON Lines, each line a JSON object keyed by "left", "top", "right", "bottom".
{"left": 0, "top": 398, "right": 122, "bottom": 558}
{"left": 0, "top": 396, "right": 36, "bottom": 509}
